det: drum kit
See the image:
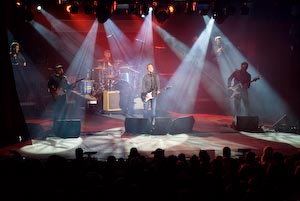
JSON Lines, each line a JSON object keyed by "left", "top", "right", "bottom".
{"left": 81, "top": 59, "right": 139, "bottom": 99}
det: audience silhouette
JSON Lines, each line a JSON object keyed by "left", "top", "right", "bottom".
{"left": 1, "top": 146, "right": 300, "bottom": 201}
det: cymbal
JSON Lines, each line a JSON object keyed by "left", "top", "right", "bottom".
{"left": 94, "top": 66, "right": 105, "bottom": 70}
{"left": 120, "top": 65, "right": 132, "bottom": 69}
{"left": 96, "top": 58, "right": 105, "bottom": 62}
{"left": 128, "top": 68, "right": 139, "bottom": 73}
{"left": 120, "top": 66, "right": 139, "bottom": 73}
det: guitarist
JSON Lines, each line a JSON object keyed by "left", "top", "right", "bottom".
{"left": 227, "top": 61, "right": 252, "bottom": 116}
{"left": 47, "top": 64, "right": 77, "bottom": 122}
{"left": 141, "top": 63, "right": 160, "bottom": 118}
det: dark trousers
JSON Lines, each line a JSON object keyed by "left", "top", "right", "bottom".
{"left": 52, "top": 94, "right": 68, "bottom": 122}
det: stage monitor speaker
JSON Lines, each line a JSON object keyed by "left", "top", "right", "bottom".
{"left": 53, "top": 119, "right": 81, "bottom": 138}
{"left": 233, "top": 116, "right": 259, "bottom": 132}
{"left": 103, "top": 90, "right": 122, "bottom": 112}
{"left": 273, "top": 114, "right": 288, "bottom": 128}
{"left": 272, "top": 114, "right": 300, "bottom": 133}
{"left": 26, "top": 123, "right": 46, "bottom": 139}
{"left": 170, "top": 116, "right": 195, "bottom": 134}
{"left": 125, "top": 118, "right": 151, "bottom": 134}
{"left": 151, "top": 117, "right": 173, "bottom": 135}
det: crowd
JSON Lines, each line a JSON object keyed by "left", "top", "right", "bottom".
{"left": 1, "top": 146, "right": 300, "bottom": 201}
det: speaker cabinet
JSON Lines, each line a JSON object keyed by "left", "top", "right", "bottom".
{"left": 103, "top": 90, "right": 121, "bottom": 112}
{"left": 125, "top": 116, "right": 196, "bottom": 135}
{"left": 125, "top": 118, "right": 151, "bottom": 134}
{"left": 53, "top": 119, "right": 81, "bottom": 138}
{"left": 273, "top": 115, "right": 300, "bottom": 133}
{"left": 170, "top": 116, "right": 195, "bottom": 134}
{"left": 151, "top": 117, "right": 173, "bottom": 135}
{"left": 27, "top": 123, "right": 46, "bottom": 139}
{"left": 233, "top": 116, "right": 259, "bottom": 131}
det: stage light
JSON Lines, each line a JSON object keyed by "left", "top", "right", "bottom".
{"left": 140, "top": 3, "right": 150, "bottom": 18}
{"left": 113, "top": 0, "right": 134, "bottom": 15}
{"left": 197, "top": 1, "right": 210, "bottom": 15}
{"left": 154, "top": 6, "right": 171, "bottom": 24}
{"left": 212, "top": 7, "right": 227, "bottom": 24}
{"left": 36, "top": 4, "right": 42, "bottom": 11}
{"left": 96, "top": 2, "right": 112, "bottom": 23}
{"left": 168, "top": 5, "right": 175, "bottom": 14}
{"left": 66, "top": 1, "right": 79, "bottom": 14}
{"left": 15, "top": 0, "right": 22, "bottom": 7}
{"left": 185, "top": 1, "right": 198, "bottom": 15}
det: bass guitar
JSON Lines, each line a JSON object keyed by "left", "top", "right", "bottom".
{"left": 49, "top": 78, "right": 84, "bottom": 100}
{"left": 228, "top": 77, "right": 260, "bottom": 98}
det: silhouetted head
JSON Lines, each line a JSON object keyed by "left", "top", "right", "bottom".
{"left": 241, "top": 62, "right": 248, "bottom": 71}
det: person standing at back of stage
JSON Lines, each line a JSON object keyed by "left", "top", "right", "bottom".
{"left": 227, "top": 61, "right": 252, "bottom": 116}
{"left": 10, "top": 41, "right": 27, "bottom": 68}
{"left": 141, "top": 63, "right": 160, "bottom": 118}
{"left": 47, "top": 64, "right": 74, "bottom": 123}
{"left": 10, "top": 41, "right": 28, "bottom": 100}
{"left": 209, "top": 35, "right": 227, "bottom": 63}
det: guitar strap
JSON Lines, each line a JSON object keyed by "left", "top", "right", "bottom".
{"left": 150, "top": 73, "right": 155, "bottom": 91}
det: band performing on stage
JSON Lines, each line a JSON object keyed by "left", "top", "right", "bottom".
{"left": 75, "top": 50, "right": 140, "bottom": 115}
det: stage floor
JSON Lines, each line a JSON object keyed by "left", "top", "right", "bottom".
{"left": 1, "top": 111, "right": 300, "bottom": 160}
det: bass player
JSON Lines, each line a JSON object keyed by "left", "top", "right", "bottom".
{"left": 228, "top": 61, "right": 257, "bottom": 116}
{"left": 47, "top": 64, "right": 82, "bottom": 123}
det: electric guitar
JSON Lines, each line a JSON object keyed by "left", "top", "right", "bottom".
{"left": 141, "top": 86, "right": 172, "bottom": 102}
{"left": 49, "top": 78, "right": 84, "bottom": 100}
{"left": 228, "top": 77, "right": 260, "bottom": 98}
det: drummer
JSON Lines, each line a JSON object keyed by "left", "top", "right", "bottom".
{"left": 97, "top": 49, "right": 120, "bottom": 90}
{"left": 100, "top": 49, "right": 119, "bottom": 76}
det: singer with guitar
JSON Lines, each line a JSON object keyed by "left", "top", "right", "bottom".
{"left": 141, "top": 63, "right": 160, "bottom": 118}
{"left": 47, "top": 64, "right": 81, "bottom": 123}
{"left": 228, "top": 61, "right": 258, "bottom": 116}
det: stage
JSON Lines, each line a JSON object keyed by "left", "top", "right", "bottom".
{"left": 1, "top": 111, "right": 300, "bottom": 161}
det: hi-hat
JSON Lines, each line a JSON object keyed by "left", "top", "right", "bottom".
{"left": 120, "top": 65, "right": 139, "bottom": 73}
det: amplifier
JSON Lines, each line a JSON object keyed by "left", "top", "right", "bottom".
{"left": 103, "top": 90, "right": 122, "bottom": 112}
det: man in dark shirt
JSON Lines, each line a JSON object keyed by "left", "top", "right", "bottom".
{"left": 10, "top": 41, "right": 27, "bottom": 67}
{"left": 228, "top": 61, "right": 251, "bottom": 116}
{"left": 10, "top": 41, "right": 28, "bottom": 100}
{"left": 47, "top": 64, "right": 73, "bottom": 122}
{"left": 141, "top": 63, "right": 160, "bottom": 118}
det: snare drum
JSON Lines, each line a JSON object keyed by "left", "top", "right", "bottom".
{"left": 80, "top": 80, "right": 94, "bottom": 94}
